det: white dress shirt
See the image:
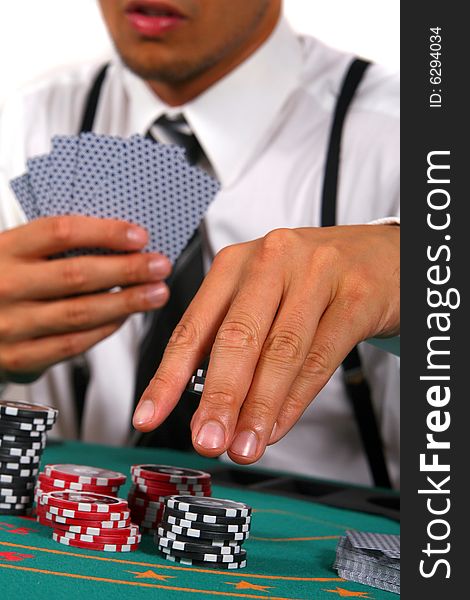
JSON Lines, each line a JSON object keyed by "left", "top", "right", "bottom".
{"left": 0, "top": 18, "right": 400, "bottom": 487}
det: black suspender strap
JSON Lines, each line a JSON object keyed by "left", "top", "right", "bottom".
{"left": 79, "top": 64, "right": 110, "bottom": 133}
{"left": 72, "top": 63, "right": 110, "bottom": 435}
{"left": 321, "top": 58, "right": 392, "bottom": 489}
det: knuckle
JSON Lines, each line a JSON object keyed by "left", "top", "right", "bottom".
{"left": 168, "top": 319, "right": 199, "bottom": 350}
{"left": 261, "top": 228, "right": 297, "bottom": 258}
{"left": 0, "top": 347, "right": 22, "bottom": 372}
{"left": 63, "top": 300, "right": 92, "bottom": 329}
{"left": 49, "top": 216, "right": 73, "bottom": 244}
{"left": 264, "top": 328, "right": 305, "bottom": 363}
{"left": 0, "top": 277, "right": 14, "bottom": 301}
{"left": 123, "top": 256, "right": 142, "bottom": 284}
{"left": 61, "top": 259, "right": 87, "bottom": 291}
{"left": 203, "top": 389, "right": 238, "bottom": 412}
{"left": 59, "top": 334, "right": 82, "bottom": 358}
{"left": 310, "top": 244, "right": 341, "bottom": 272}
{"left": 0, "top": 316, "right": 13, "bottom": 341}
{"left": 303, "top": 342, "right": 336, "bottom": 380}
{"left": 216, "top": 317, "right": 260, "bottom": 351}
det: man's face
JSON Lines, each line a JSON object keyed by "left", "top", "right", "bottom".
{"left": 98, "top": 0, "right": 278, "bottom": 85}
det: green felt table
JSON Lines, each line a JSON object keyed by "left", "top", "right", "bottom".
{"left": 0, "top": 441, "right": 399, "bottom": 600}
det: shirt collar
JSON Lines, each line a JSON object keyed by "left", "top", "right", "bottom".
{"left": 120, "top": 17, "right": 302, "bottom": 187}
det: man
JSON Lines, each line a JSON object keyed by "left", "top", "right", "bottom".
{"left": 0, "top": 1, "right": 399, "bottom": 487}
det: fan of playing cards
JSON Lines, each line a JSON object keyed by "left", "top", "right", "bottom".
{"left": 10, "top": 133, "right": 220, "bottom": 263}
{"left": 334, "top": 530, "right": 400, "bottom": 594}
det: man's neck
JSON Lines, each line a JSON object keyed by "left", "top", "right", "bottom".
{"left": 146, "top": 11, "right": 280, "bottom": 106}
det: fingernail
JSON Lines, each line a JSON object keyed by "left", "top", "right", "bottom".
{"left": 133, "top": 399, "right": 155, "bottom": 426}
{"left": 127, "top": 226, "right": 147, "bottom": 245}
{"left": 268, "top": 422, "right": 278, "bottom": 444}
{"left": 230, "top": 430, "right": 258, "bottom": 458}
{"left": 148, "top": 256, "right": 170, "bottom": 277}
{"left": 195, "top": 420, "right": 226, "bottom": 450}
{"left": 145, "top": 284, "right": 167, "bottom": 305}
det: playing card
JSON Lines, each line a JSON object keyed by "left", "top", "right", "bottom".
{"left": 9, "top": 173, "right": 39, "bottom": 220}
{"left": 9, "top": 133, "right": 220, "bottom": 264}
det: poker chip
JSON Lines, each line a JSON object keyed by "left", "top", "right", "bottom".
{"left": 166, "top": 496, "right": 251, "bottom": 518}
{"left": 165, "top": 514, "right": 250, "bottom": 533}
{"left": 52, "top": 522, "right": 140, "bottom": 537}
{"left": 0, "top": 506, "right": 34, "bottom": 516}
{"left": 160, "top": 553, "right": 247, "bottom": 569}
{"left": 52, "top": 532, "right": 139, "bottom": 552}
{"left": 0, "top": 426, "right": 46, "bottom": 438}
{"left": 0, "top": 493, "right": 33, "bottom": 504}
{"left": 44, "top": 504, "right": 131, "bottom": 521}
{"left": 131, "top": 465, "right": 211, "bottom": 484}
{"left": 0, "top": 438, "right": 45, "bottom": 450}
{"left": 41, "top": 491, "right": 128, "bottom": 513}
{"left": 164, "top": 506, "right": 251, "bottom": 525}
{"left": 44, "top": 465, "right": 126, "bottom": 487}
{"left": 0, "top": 445, "right": 42, "bottom": 457}
{"left": 158, "top": 544, "right": 247, "bottom": 563}
{"left": 186, "top": 369, "right": 206, "bottom": 394}
{"left": 0, "top": 453, "right": 40, "bottom": 465}
{"left": 0, "top": 400, "right": 58, "bottom": 421}
{"left": 56, "top": 529, "right": 142, "bottom": 545}
{"left": 131, "top": 477, "right": 210, "bottom": 493}
{"left": 38, "top": 473, "right": 119, "bottom": 493}
{"left": 159, "top": 521, "right": 250, "bottom": 542}
{"left": 43, "top": 511, "right": 132, "bottom": 529}
{"left": 156, "top": 534, "right": 242, "bottom": 555}
{"left": 0, "top": 470, "right": 38, "bottom": 482}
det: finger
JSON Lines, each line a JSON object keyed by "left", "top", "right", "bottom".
{"left": 265, "top": 297, "right": 366, "bottom": 446}
{"left": 189, "top": 262, "right": 285, "bottom": 457}
{"left": 0, "top": 320, "right": 124, "bottom": 374}
{"left": 5, "top": 252, "right": 171, "bottom": 301}
{"left": 0, "top": 282, "right": 170, "bottom": 343}
{"left": 225, "top": 281, "right": 331, "bottom": 464}
{"left": 132, "top": 246, "right": 247, "bottom": 432}
{"left": 0, "top": 216, "right": 148, "bottom": 258}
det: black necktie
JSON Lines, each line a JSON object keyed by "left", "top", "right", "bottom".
{"left": 133, "top": 115, "right": 209, "bottom": 448}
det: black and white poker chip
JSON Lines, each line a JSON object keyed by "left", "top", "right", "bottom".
{"left": 158, "top": 544, "right": 247, "bottom": 563}
{"left": 159, "top": 552, "right": 247, "bottom": 569}
{"left": 186, "top": 369, "right": 206, "bottom": 394}
{"left": 164, "top": 505, "right": 251, "bottom": 526}
{"left": 166, "top": 496, "right": 251, "bottom": 518}
{"left": 0, "top": 400, "right": 58, "bottom": 421}
{"left": 155, "top": 533, "right": 242, "bottom": 555}
{"left": 164, "top": 513, "right": 250, "bottom": 533}
{"left": 158, "top": 521, "right": 250, "bottom": 542}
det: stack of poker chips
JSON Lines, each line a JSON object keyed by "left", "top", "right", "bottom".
{"left": 35, "top": 464, "right": 127, "bottom": 510}
{"left": 38, "top": 490, "right": 141, "bottom": 553}
{"left": 0, "top": 400, "right": 58, "bottom": 515}
{"left": 128, "top": 465, "right": 212, "bottom": 533}
{"left": 155, "top": 496, "right": 252, "bottom": 570}
{"left": 334, "top": 531, "right": 400, "bottom": 594}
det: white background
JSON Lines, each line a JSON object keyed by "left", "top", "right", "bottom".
{"left": 0, "top": 0, "right": 399, "bottom": 104}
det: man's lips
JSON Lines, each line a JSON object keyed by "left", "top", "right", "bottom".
{"left": 125, "top": 1, "right": 187, "bottom": 37}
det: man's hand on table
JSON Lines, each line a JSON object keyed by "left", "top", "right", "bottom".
{"left": 0, "top": 215, "right": 171, "bottom": 381}
{"left": 133, "top": 224, "right": 400, "bottom": 464}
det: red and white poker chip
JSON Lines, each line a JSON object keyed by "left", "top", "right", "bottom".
{"left": 56, "top": 529, "right": 142, "bottom": 545}
{"left": 44, "top": 465, "right": 126, "bottom": 487}
{"left": 130, "top": 465, "right": 210, "bottom": 484}
{"left": 42, "top": 511, "right": 131, "bottom": 528}
{"left": 38, "top": 473, "right": 119, "bottom": 493}
{"left": 44, "top": 504, "right": 130, "bottom": 521}
{"left": 52, "top": 532, "right": 139, "bottom": 552}
{"left": 51, "top": 522, "right": 140, "bottom": 537}
{"left": 41, "top": 491, "right": 128, "bottom": 512}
